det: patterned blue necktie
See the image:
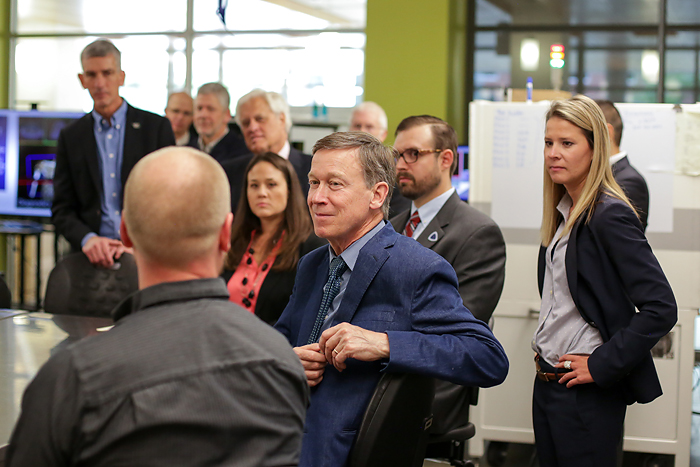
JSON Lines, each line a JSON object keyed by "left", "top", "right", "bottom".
{"left": 307, "top": 256, "right": 348, "bottom": 344}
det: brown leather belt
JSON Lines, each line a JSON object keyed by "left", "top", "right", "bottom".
{"left": 534, "top": 354, "right": 571, "bottom": 382}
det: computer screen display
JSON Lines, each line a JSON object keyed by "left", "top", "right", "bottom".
{"left": 0, "top": 110, "right": 84, "bottom": 217}
{"left": 451, "top": 145, "right": 469, "bottom": 201}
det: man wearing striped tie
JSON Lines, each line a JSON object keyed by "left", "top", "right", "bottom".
{"left": 274, "top": 131, "right": 508, "bottom": 467}
{"left": 390, "top": 115, "right": 507, "bottom": 439}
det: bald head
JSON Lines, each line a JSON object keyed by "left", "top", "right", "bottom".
{"left": 123, "top": 147, "right": 231, "bottom": 269}
{"left": 350, "top": 102, "right": 388, "bottom": 142}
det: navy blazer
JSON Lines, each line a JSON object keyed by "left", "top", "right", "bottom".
{"left": 275, "top": 223, "right": 508, "bottom": 467}
{"left": 52, "top": 104, "right": 175, "bottom": 250}
{"left": 538, "top": 193, "right": 676, "bottom": 404}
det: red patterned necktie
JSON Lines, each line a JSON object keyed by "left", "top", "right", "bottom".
{"left": 403, "top": 211, "right": 421, "bottom": 237}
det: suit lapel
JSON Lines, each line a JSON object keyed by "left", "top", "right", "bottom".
{"left": 80, "top": 114, "right": 102, "bottom": 196}
{"left": 122, "top": 105, "right": 141, "bottom": 186}
{"left": 331, "top": 225, "right": 394, "bottom": 326}
{"left": 415, "top": 191, "right": 459, "bottom": 249}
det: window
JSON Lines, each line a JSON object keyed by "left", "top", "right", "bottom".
{"left": 12, "top": 0, "right": 367, "bottom": 112}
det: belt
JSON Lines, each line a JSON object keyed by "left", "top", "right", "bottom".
{"left": 534, "top": 354, "right": 571, "bottom": 382}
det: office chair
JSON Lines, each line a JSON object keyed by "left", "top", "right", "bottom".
{"left": 0, "top": 273, "right": 11, "bottom": 308}
{"left": 44, "top": 252, "right": 138, "bottom": 318}
{"left": 425, "top": 386, "right": 479, "bottom": 467}
{"left": 348, "top": 372, "right": 435, "bottom": 467}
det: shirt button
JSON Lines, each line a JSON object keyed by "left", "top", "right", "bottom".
{"left": 107, "top": 134, "right": 113, "bottom": 140}
{"left": 110, "top": 173, "right": 115, "bottom": 178}
{"left": 109, "top": 153, "right": 114, "bottom": 158}
{"left": 112, "top": 192, "right": 117, "bottom": 197}
{"left": 116, "top": 124, "right": 121, "bottom": 129}
{"left": 114, "top": 210, "right": 120, "bottom": 216}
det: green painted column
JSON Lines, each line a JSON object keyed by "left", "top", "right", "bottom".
{"left": 364, "top": 0, "right": 467, "bottom": 144}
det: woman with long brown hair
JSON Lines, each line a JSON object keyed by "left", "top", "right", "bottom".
{"left": 223, "top": 152, "right": 324, "bottom": 324}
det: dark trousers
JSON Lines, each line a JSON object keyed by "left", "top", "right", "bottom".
{"left": 532, "top": 377, "right": 627, "bottom": 467}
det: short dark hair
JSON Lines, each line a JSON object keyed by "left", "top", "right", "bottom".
{"left": 595, "top": 100, "right": 623, "bottom": 147}
{"left": 395, "top": 115, "right": 459, "bottom": 175}
{"left": 81, "top": 39, "right": 121, "bottom": 70}
{"left": 312, "top": 132, "right": 395, "bottom": 219}
{"left": 225, "top": 152, "right": 312, "bottom": 271}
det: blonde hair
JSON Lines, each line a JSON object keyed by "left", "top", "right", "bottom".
{"left": 123, "top": 147, "right": 231, "bottom": 268}
{"left": 541, "top": 95, "right": 634, "bottom": 246}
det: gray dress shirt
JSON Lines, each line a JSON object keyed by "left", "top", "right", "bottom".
{"left": 532, "top": 195, "right": 603, "bottom": 366}
{"left": 7, "top": 278, "right": 308, "bottom": 467}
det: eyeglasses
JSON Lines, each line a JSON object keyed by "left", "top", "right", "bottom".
{"left": 395, "top": 148, "right": 442, "bottom": 164}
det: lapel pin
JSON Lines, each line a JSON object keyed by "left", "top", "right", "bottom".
{"left": 428, "top": 231, "right": 439, "bottom": 242}
{"left": 132, "top": 122, "right": 141, "bottom": 129}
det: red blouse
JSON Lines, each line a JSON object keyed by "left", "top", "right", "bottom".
{"left": 227, "top": 231, "right": 284, "bottom": 312}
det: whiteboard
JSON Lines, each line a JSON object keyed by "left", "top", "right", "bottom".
{"left": 469, "top": 100, "right": 677, "bottom": 233}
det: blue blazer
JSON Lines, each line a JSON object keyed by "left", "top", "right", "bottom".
{"left": 275, "top": 223, "right": 508, "bottom": 467}
{"left": 538, "top": 193, "right": 676, "bottom": 404}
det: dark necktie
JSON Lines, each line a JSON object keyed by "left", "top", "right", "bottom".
{"left": 307, "top": 256, "right": 348, "bottom": 344}
{"left": 403, "top": 210, "right": 421, "bottom": 237}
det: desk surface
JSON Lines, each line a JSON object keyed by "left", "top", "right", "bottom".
{"left": 0, "top": 312, "right": 113, "bottom": 444}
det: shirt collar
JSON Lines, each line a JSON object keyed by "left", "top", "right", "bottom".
{"left": 609, "top": 151, "right": 627, "bottom": 165}
{"left": 556, "top": 193, "right": 573, "bottom": 223}
{"left": 410, "top": 187, "right": 455, "bottom": 226}
{"left": 328, "top": 220, "right": 385, "bottom": 272}
{"left": 278, "top": 141, "right": 291, "bottom": 160}
{"left": 199, "top": 127, "right": 229, "bottom": 154}
{"left": 112, "top": 278, "right": 230, "bottom": 322}
{"left": 92, "top": 99, "right": 127, "bottom": 129}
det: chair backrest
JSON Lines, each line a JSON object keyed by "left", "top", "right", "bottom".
{"left": 44, "top": 252, "right": 138, "bottom": 318}
{"left": 0, "top": 273, "right": 11, "bottom": 309}
{"left": 349, "top": 372, "right": 435, "bottom": 467}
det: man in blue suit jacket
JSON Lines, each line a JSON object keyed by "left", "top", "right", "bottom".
{"left": 275, "top": 132, "right": 509, "bottom": 467}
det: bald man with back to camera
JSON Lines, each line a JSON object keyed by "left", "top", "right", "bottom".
{"left": 7, "top": 147, "right": 308, "bottom": 467}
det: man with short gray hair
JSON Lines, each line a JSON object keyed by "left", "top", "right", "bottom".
{"left": 8, "top": 146, "right": 309, "bottom": 466}
{"left": 191, "top": 82, "right": 248, "bottom": 163}
{"left": 52, "top": 39, "right": 174, "bottom": 268}
{"left": 274, "top": 131, "right": 509, "bottom": 467}
{"left": 223, "top": 88, "right": 312, "bottom": 210}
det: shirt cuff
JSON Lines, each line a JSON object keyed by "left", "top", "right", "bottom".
{"left": 81, "top": 232, "right": 97, "bottom": 248}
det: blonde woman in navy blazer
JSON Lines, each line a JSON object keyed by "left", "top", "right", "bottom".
{"left": 532, "top": 95, "right": 676, "bottom": 467}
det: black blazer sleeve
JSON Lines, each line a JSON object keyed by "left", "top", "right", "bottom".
{"left": 571, "top": 198, "right": 676, "bottom": 393}
{"left": 51, "top": 116, "right": 100, "bottom": 251}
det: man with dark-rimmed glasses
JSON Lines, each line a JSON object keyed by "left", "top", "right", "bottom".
{"left": 390, "top": 115, "right": 507, "bottom": 440}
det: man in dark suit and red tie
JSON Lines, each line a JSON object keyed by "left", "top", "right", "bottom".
{"left": 274, "top": 131, "right": 508, "bottom": 467}
{"left": 52, "top": 39, "right": 175, "bottom": 268}
{"left": 390, "top": 115, "right": 506, "bottom": 438}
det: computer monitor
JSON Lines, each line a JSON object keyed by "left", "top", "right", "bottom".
{"left": 0, "top": 110, "right": 84, "bottom": 217}
{"left": 451, "top": 145, "right": 469, "bottom": 201}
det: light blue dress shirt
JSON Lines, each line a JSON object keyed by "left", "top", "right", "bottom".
{"left": 320, "top": 220, "right": 386, "bottom": 333}
{"left": 81, "top": 100, "right": 127, "bottom": 247}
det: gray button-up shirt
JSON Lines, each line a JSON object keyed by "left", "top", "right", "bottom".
{"left": 532, "top": 194, "right": 603, "bottom": 366}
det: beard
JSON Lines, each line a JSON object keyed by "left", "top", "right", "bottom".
{"left": 397, "top": 169, "right": 441, "bottom": 200}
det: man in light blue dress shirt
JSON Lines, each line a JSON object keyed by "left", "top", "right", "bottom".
{"left": 52, "top": 40, "right": 175, "bottom": 267}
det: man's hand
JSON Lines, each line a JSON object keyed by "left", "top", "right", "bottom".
{"left": 556, "top": 354, "right": 594, "bottom": 388}
{"left": 82, "top": 236, "right": 126, "bottom": 268}
{"left": 293, "top": 343, "right": 328, "bottom": 387}
{"left": 319, "top": 323, "right": 390, "bottom": 372}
